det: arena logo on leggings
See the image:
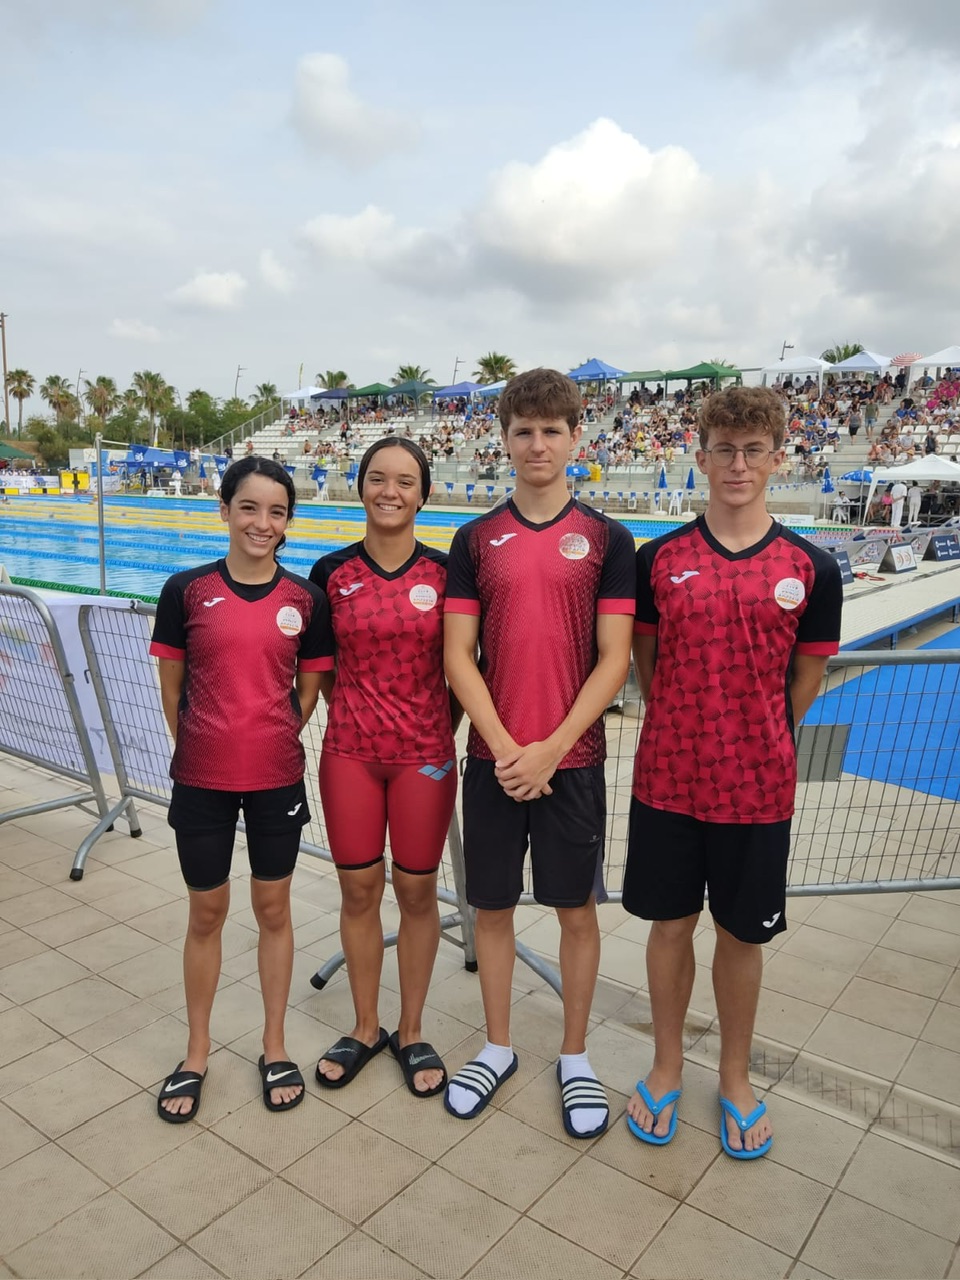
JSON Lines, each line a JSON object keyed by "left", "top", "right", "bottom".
{"left": 418, "top": 760, "right": 454, "bottom": 780}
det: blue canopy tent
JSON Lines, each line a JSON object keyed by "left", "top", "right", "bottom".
{"left": 476, "top": 380, "right": 507, "bottom": 398}
{"left": 317, "top": 388, "right": 351, "bottom": 400}
{"left": 567, "top": 358, "right": 627, "bottom": 384}
{"left": 432, "top": 381, "right": 482, "bottom": 399}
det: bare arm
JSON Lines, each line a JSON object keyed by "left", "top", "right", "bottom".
{"left": 790, "top": 652, "right": 829, "bottom": 725}
{"left": 495, "top": 613, "right": 634, "bottom": 801}
{"left": 443, "top": 612, "right": 519, "bottom": 762}
{"left": 296, "top": 670, "right": 323, "bottom": 727}
{"left": 157, "top": 658, "right": 185, "bottom": 742}
{"left": 632, "top": 633, "right": 657, "bottom": 704}
{"left": 318, "top": 668, "right": 336, "bottom": 707}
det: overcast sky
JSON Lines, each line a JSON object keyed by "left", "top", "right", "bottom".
{"left": 2, "top": 0, "right": 958, "bottom": 405}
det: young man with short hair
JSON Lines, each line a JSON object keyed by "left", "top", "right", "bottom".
{"left": 443, "top": 367, "right": 635, "bottom": 1136}
{"left": 623, "top": 385, "right": 842, "bottom": 1158}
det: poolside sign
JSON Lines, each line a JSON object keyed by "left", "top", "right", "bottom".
{"left": 828, "top": 549, "right": 854, "bottom": 586}
{"left": 879, "top": 543, "right": 918, "bottom": 574}
{"left": 924, "top": 533, "right": 960, "bottom": 562}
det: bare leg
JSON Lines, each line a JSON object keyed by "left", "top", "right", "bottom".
{"left": 161, "top": 884, "right": 229, "bottom": 1118}
{"left": 317, "top": 863, "right": 385, "bottom": 1082}
{"left": 713, "top": 922, "right": 771, "bottom": 1152}
{"left": 250, "top": 874, "right": 301, "bottom": 1107}
{"left": 555, "top": 899, "right": 600, "bottom": 1054}
{"left": 626, "top": 914, "right": 698, "bottom": 1138}
{"left": 474, "top": 906, "right": 516, "bottom": 1046}
{"left": 393, "top": 867, "right": 443, "bottom": 1093}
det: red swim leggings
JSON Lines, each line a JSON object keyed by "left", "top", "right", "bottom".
{"left": 318, "top": 750, "right": 457, "bottom": 874}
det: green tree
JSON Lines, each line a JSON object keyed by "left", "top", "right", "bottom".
{"left": 316, "top": 370, "right": 352, "bottom": 389}
{"left": 132, "top": 370, "right": 171, "bottom": 446}
{"left": 251, "top": 382, "right": 278, "bottom": 405}
{"left": 83, "top": 375, "right": 119, "bottom": 422}
{"left": 473, "top": 352, "right": 517, "bottom": 384}
{"left": 5, "top": 369, "right": 35, "bottom": 437}
{"left": 40, "top": 374, "right": 77, "bottom": 424}
{"left": 392, "top": 365, "right": 433, "bottom": 385}
{"left": 29, "top": 416, "right": 89, "bottom": 469}
{"left": 821, "top": 343, "right": 864, "bottom": 364}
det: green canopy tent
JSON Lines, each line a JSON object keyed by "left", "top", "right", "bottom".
{"left": 0, "top": 441, "right": 33, "bottom": 460}
{"left": 390, "top": 378, "right": 435, "bottom": 405}
{"left": 662, "top": 361, "right": 743, "bottom": 385}
{"left": 349, "top": 382, "right": 393, "bottom": 398}
{"left": 616, "top": 369, "right": 667, "bottom": 383}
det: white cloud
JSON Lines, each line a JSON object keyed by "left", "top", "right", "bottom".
{"left": 300, "top": 205, "right": 466, "bottom": 288}
{"left": 290, "top": 53, "right": 417, "bottom": 166}
{"left": 259, "top": 249, "right": 295, "bottom": 294}
{"left": 169, "top": 269, "right": 248, "bottom": 310}
{"left": 4, "top": 0, "right": 214, "bottom": 40}
{"left": 107, "top": 318, "right": 164, "bottom": 342}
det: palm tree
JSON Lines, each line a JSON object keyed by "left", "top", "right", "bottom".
{"left": 83, "top": 375, "right": 119, "bottom": 422}
{"left": 5, "top": 369, "right": 35, "bottom": 437}
{"left": 132, "top": 370, "right": 171, "bottom": 446}
{"left": 186, "top": 388, "right": 213, "bottom": 413}
{"left": 316, "top": 370, "right": 352, "bottom": 389}
{"left": 251, "top": 382, "right": 278, "bottom": 405}
{"left": 391, "top": 365, "right": 434, "bottom": 386}
{"left": 40, "top": 374, "right": 76, "bottom": 424}
{"left": 821, "top": 343, "right": 864, "bottom": 364}
{"left": 473, "top": 352, "right": 517, "bottom": 384}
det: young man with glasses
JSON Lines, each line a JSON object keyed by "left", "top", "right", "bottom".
{"left": 622, "top": 385, "right": 842, "bottom": 1159}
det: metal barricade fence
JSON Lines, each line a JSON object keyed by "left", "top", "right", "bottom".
{"left": 76, "top": 601, "right": 476, "bottom": 983}
{"left": 0, "top": 585, "right": 140, "bottom": 871}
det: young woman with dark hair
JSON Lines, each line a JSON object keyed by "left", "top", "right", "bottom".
{"left": 310, "top": 438, "right": 459, "bottom": 1097}
{"left": 150, "top": 456, "right": 334, "bottom": 1121}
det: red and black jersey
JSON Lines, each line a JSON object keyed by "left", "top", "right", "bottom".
{"left": 446, "top": 499, "right": 635, "bottom": 768}
{"left": 633, "top": 517, "right": 843, "bottom": 823}
{"left": 309, "top": 541, "right": 454, "bottom": 764}
{"left": 150, "top": 560, "right": 333, "bottom": 791}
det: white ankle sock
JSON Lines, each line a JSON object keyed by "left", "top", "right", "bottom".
{"left": 446, "top": 1041, "right": 514, "bottom": 1116}
{"left": 559, "top": 1051, "right": 607, "bottom": 1135}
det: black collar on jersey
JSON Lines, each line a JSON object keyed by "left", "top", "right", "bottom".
{"left": 359, "top": 539, "right": 425, "bottom": 581}
{"left": 217, "top": 558, "right": 284, "bottom": 601}
{"left": 696, "top": 515, "right": 780, "bottom": 561}
{"left": 506, "top": 496, "right": 575, "bottom": 532}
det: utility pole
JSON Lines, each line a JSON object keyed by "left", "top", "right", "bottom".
{"left": 780, "top": 340, "right": 794, "bottom": 362}
{"left": 451, "top": 356, "right": 461, "bottom": 385}
{"left": 234, "top": 364, "right": 246, "bottom": 399}
{"left": 0, "top": 313, "right": 9, "bottom": 435}
{"left": 76, "top": 368, "right": 86, "bottom": 427}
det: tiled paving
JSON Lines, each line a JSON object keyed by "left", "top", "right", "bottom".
{"left": 1, "top": 756, "right": 959, "bottom": 1279}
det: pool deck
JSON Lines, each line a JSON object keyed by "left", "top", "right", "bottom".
{"left": 1, "top": 754, "right": 959, "bottom": 1279}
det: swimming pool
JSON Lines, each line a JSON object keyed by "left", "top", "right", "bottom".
{"left": 2, "top": 496, "right": 821, "bottom": 599}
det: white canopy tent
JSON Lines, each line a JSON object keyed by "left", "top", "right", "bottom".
{"left": 913, "top": 345, "right": 960, "bottom": 372}
{"left": 760, "top": 355, "right": 831, "bottom": 389}
{"left": 862, "top": 453, "right": 960, "bottom": 518}
{"left": 828, "top": 350, "right": 892, "bottom": 373}
{"left": 280, "top": 386, "right": 324, "bottom": 402}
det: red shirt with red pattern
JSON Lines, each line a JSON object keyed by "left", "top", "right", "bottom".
{"left": 309, "top": 542, "right": 454, "bottom": 764}
{"left": 633, "top": 518, "right": 842, "bottom": 823}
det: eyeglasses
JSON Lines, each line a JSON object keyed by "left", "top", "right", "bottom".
{"left": 703, "top": 444, "right": 778, "bottom": 468}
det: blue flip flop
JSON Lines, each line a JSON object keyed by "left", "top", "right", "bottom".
{"left": 719, "top": 1095, "right": 773, "bottom": 1160}
{"left": 626, "top": 1079, "right": 682, "bottom": 1145}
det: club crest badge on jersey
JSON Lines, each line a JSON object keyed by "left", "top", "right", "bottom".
{"left": 276, "top": 606, "right": 303, "bottom": 636}
{"left": 773, "top": 577, "right": 805, "bottom": 610}
{"left": 409, "top": 584, "right": 438, "bottom": 612}
{"left": 558, "top": 533, "right": 590, "bottom": 560}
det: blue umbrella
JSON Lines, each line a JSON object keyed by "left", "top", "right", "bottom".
{"left": 658, "top": 464, "right": 668, "bottom": 489}
{"left": 685, "top": 466, "right": 696, "bottom": 490}
{"left": 566, "top": 464, "right": 590, "bottom": 478}
{"left": 821, "top": 467, "right": 835, "bottom": 494}
{"left": 198, "top": 462, "right": 206, "bottom": 479}
{"left": 840, "top": 469, "right": 872, "bottom": 483}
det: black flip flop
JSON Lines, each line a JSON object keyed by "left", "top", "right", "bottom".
{"left": 388, "top": 1031, "right": 447, "bottom": 1098}
{"left": 315, "top": 1027, "right": 389, "bottom": 1089}
{"left": 258, "top": 1055, "right": 305, "bottom": 1112}
{"left": 157, "top": 1061, "right": 206, "bottom": 1124}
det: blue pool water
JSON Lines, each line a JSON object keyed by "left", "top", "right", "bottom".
{"left": 4, "top": 496, "right": 821, "bottom": 599}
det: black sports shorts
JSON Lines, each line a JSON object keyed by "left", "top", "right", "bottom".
{"left": 167, "top": 780, "right": 309, "bottom": 891}
{"left": 462, "top": 757, "right": 606, "bottom": 910}
{"left": 623, "top": 798, "right": 790, "bottom": 944}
